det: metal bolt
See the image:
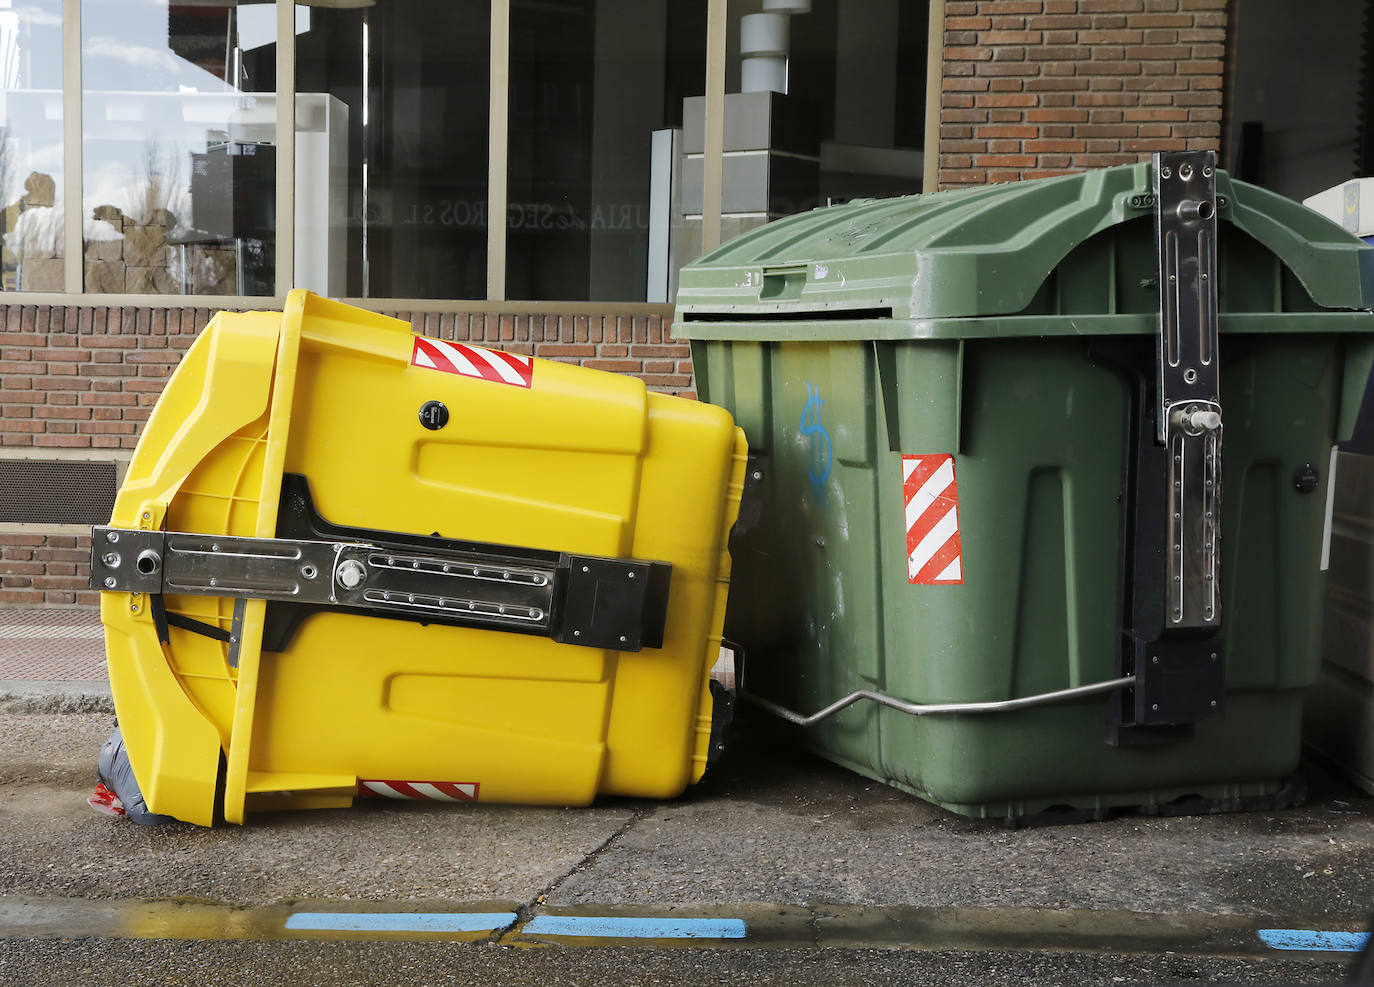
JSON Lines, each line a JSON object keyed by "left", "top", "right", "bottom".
{"left": 1179, "top": 163, "right": 1193, "bottom": 180}
{"left": 582, "top": 566, "right": 590, "bottom": 573}
{"left": 106, "top": 531, "right": 120, "bottom": 544}
{"left": 300, "top": 565, "right": 317, "bottom": 580}
{"left": 142, "top": 512, "right": 151, "bottom": 521}
{"left": 1152, "top": 703, "right": 1160, "bottom": 711}
{"left": 1152, "top": 656, "right": 1159, "bottom": 664}
{"left": 1210, "top": 700, "right": 1218, "bottom": 707}
{"left": 412, "top": 561, "right": 421, "bottom": 569}
{"left": 211, "top": 544, "right": 220, "bottom": 553}
{"left": 443, "top": 565, "right": 451, "bottom": 573}
{"left": 503, "top": 572, "right": 511, "bottom": 580}
{"left": 1201, "top": 273, "right": 1208, "bottom": 280}
{"left": 1202, "top": 165, "right": 1213, "bottom": 177}
{"left": 752, "top": 471, "right": 762, "bottom": 481}
{"left": 103, "top": 576, "right": 116, "bottom": 588}
{"left": 102, "top": 552, "right": 121, "bottom": 567}
{"left": 619, "top": 635, "right": 628, "bottom": 643}
{"left": 1169, "top": 274, "right": 1177, "bottom": 282}
{"left": 573, "top": 630, "right": 582, "bottom": 637}
{"left": 336, "top": 559, "right": 367, "bottom": 590}
{"left": 628, "top": 572, "right": 636, "bottom": 580}
{"left": 1161, "top": 166, "right": 1172, "bottom": 179}
{"left": 209, "top": 578, "right": 217, "bottom": 587}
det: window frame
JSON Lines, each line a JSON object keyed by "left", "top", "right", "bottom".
{"left": 16, "top": 0, "right": 939, "bottom": 311}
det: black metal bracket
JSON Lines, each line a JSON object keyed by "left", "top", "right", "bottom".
{"left": 91, "top": 474, "right": 672, "bottom": 655}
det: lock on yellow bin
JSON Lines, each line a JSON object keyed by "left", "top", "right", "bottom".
{"left": 92, "top": 291, "right": 747, "bottom": 826}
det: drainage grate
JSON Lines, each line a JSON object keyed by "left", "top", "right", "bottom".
{"left": 0, "top": 460, "right": 117, "bottom": 525}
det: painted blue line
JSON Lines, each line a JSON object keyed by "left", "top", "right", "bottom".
{"left": 522, "top": 915, "right": 747, "bottom": 940}
{"left": 285, "top": 911, "right": 517, "bottom": 933}
{"left": 1258, "top": 929, "right": 1370, "bottom": 952}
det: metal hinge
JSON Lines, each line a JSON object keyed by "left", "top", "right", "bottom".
{"left": 1109, "top": 149, "right": 1225, "bottom": 739}
{"left": 1154, "top": 150, "right": 1222, "bottom": 632}
{"left": 92, "top": 477, "right": 672, "bottom": 654}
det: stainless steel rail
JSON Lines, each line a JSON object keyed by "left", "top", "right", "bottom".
{"left": 742, "top": 676, "right": 1137, "bottom": 728}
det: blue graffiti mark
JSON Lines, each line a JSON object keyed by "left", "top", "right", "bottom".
{"left": 799, "top": 382, "right": 832, "bottom": 489}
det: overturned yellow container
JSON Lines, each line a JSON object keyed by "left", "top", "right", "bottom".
{"left": 95, "top": 291, "right": 747, "bottom": 826}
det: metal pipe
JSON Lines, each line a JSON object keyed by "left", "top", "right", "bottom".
{"left": 742, "top": 675, "right": 1137, "bottom": 728}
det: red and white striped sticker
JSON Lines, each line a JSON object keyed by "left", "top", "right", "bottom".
{"left": 902, "top": 454, "right": 963, "bottom": 585}
{"left": 411, "top": 337, "right": 533, "bottom": 388}
{"left": 357, "top": 779, "right": 480, "bottom": 802}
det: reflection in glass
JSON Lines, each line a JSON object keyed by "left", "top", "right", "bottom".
{"left": 507, "top": 0, "right": 705, "bottom": 302}
{"left": 295, "top": 1, "right": 489, "bottom": 299}
{"left": 0, "top": 0, "right": 63, "bottom": 291}
{"left": 82, "top": 0, "right": 278, "bottom": 294}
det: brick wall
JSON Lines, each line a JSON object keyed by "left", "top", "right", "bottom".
{"left": 940, "top": 0, "right": 1226, "bottom": 186}
{"left": 0, "top": 303, "right": 693, "bottom": 607}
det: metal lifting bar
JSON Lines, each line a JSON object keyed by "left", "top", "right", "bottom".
{"left": 743, "top": 675, "right": 1139, "bottom": 727}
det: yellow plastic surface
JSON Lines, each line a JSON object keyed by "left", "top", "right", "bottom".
{"left": 102, "top": 291, "right": 746, "bottom": 825}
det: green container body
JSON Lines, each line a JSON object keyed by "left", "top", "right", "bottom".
{"left": 675, "top": 163, "right": 1374, "bottom": 819}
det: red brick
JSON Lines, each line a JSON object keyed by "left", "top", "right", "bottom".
{"left": 1121, "top": 137, "right": 1186, "bottom": 150}
{"left": 974, "top": 153, "right": 1037, "bottom": 167}
{"left": 977, "top": 1, "right": 1042, "bottom": 13}
{"left": 977, "top": 92, "right": 1037, "bottom": 107}
{"left": 1126, "top": 44, "right": 1191, "bottom": 59}
{"left": 975, "top": 124, "right": 1039, "bottom": 138}
{"left": 983, "top": 29, "right": 1041, "bottom": 43}
{"left": 1124, "top": 107, "right": 1188, "bottom": 121}
{"left": 1025, "top": 138, "right": 1086, "bottom": 152}
{"left": 1027, "top": 109, "right": 1089, "bottom": 122}
{"left": 946, "top": 46, "right": 993, "bottom": 60}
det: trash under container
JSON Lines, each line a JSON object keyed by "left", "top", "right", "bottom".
{"left": 93, "top": 290, "right": 747, "bottom": 826}
{"left": 676, "top": 153, "right": 1374, "bottom": 821}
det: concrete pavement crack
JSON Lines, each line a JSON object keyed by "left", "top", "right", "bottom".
{"left": 494, "top": 805, "right": 650, "bottom": 944}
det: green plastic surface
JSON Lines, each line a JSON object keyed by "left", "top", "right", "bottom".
{"left": 679, "top": 164, "right": 1374, "bottom": 820}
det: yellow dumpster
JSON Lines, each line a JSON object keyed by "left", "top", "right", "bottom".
{"left": 91, "top": 291, "right": 747, "bottom": 826}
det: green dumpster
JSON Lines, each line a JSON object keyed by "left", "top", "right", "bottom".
{"left": 675, "top": 153, "right": 1374, "bottom": 821}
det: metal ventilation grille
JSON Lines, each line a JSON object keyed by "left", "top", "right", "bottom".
{"left": 0, "top": 460, "right": 118, "bottom": 525}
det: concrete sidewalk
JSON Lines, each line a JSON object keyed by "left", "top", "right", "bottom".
{"left": 0, "top": 609, "right": 111, "bottom": 710}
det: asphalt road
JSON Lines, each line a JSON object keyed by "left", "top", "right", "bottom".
{"left": 0, "top": 700, "right": 1371, "bottom": 985}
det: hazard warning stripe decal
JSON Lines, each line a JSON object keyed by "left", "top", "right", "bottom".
{"left": 357, "top": 780, "right": 480, "bottom": 802}
{"left": 411, "top": 336, "right": 533, "bottom": 388}
{"left": 902, "top": 454, "right": 964, "bottom": 585}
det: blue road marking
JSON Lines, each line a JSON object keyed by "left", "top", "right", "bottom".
{"left": 522, "top": 915, "right": 748, "bottom": 940}
{"left": 285, "top": 911, "right": 517, "bottom": 933}
{"left": 1258, "top": 929, "right": 1370, "bottom": 952}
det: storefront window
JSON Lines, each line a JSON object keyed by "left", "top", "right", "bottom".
{"left": 693, "top": 0, "right": 927, "bottom": 254}
{"left": 296, "top": 0, "right": 489, "bottom": 300}
{"left": 81, "top": 0, "right": 279, "bottom": 295}
{"left": 0, "top": 0, "right": 64, "bottom": 292}
{"left": 507, "top": 0, "right": 705, "bottom": 302}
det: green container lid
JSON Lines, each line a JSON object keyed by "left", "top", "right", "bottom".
{"left": 675, "top": 163, "right": 1374, "bottom": 339}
